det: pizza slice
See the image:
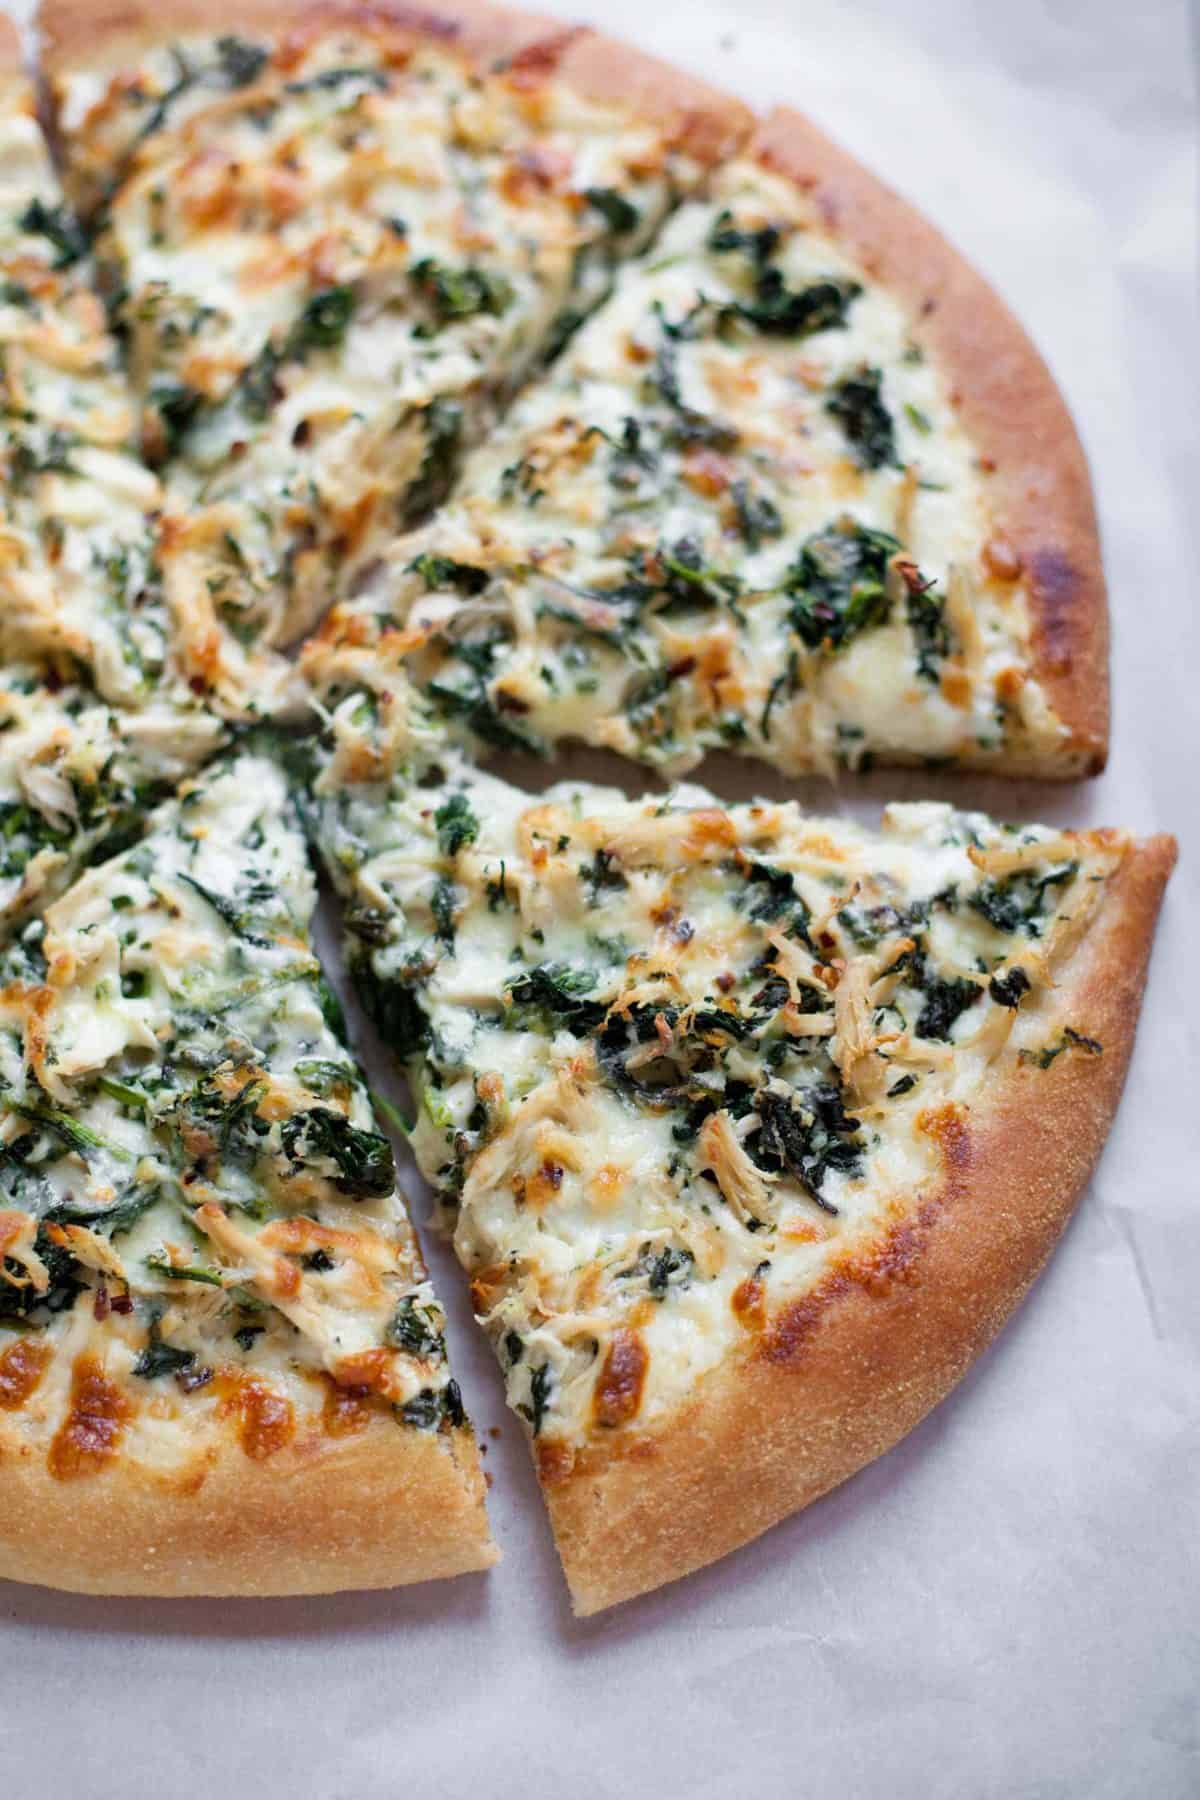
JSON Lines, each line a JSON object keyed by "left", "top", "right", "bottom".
{"left": 0, "top": 24, "right": 228, "bottom": 939}
{"left": 314, "top": 110, "right": 1107, "bottom": 778}
{"left": 0, "top": 745, "right": 494, "bottom": 1594}
{"left": 300, "top": 688, "right": 1171, "bottom": 1612}
{"left": 40, "top": 0, "right": 749, "bottom": 646}
{"left": 1, "top": 27, "right": 301, "bottom": 722}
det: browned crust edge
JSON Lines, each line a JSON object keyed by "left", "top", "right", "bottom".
{"left": 0, "top": 1413, "right": 497, "bottom": 1596}
{"left": 544, "top": 833, "right": 1175, "bottom": 1614}
{"left": 750, "top": 107, "right": 1110, "bottom": 774}
{"left": 0, "top": 14, "right": 23, "bottom": 78}
{"left": 37, "top": 1, "right": 750, "bottom": 165}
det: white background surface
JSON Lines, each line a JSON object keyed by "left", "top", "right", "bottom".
{"left": 1, "top": 2, "right": 1197, "bottom": 1795}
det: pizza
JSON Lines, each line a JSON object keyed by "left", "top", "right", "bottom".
{"left": 0, "top": 742, "right": 494, "bottom": 1593}
{"left": 0, "top": 0, "right": 1174, "bottom": 1610}
{"left": 42, "top": 0, "right": 748, "bottom": 654}
{"left": 298, "top": 675, "right": 1172, "bottom": 1612}
{"left": 309, "top": 112, "right": 1108, "bottom": 779}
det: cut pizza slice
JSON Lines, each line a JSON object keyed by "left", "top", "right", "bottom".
{"left": 0, "top": 28, "right": 299, "bottom": 723}
{"left": 313, "top": 109, "right": 1108, "bottom": 778}
{"left": 41, "top": 0, "right": 750, "bottom": 646}
{"left": 0, "top": 745, "right": 494, "bottom": 1595}
{"left": 0, "top": 25, "right": 229, "bottom": 939}
{"left": 301, "top": 703, "right": 1171, "bottom": 1613}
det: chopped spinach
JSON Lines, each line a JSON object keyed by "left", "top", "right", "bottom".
{"left": 411, "top": 258, "right": 514, "bottom": 326}
{"left": 708, "top": 209, "right": 862, "bottom": 337}
{"left": 280, "top": 1107, "right": 395, "bottom": 1198}
{"left": 825, "top": 366, "right": 897, "bottom": 469}
{"left": 517, "top": 1361, "right": 552, "bottom": 1435}
{"left": 988, "top": 966, "right": 1031, "bottom": 1008}
{"left": 387, "top": 1296, "right": 446, "bottom": 1359}
{"left": 407, "top": 553, "right": 490, "bottom": 594}
{"left": 435, "top": 792, "right": 480, "bottom": 858}
{"left": 403, "top": 399, "right": 463, "bottom": 526}
{"left": 731, "top": 481, "right": 784, "bottom": 550}
{"left": 506, "top": 963, "right": 606, "bottom": 1033}
{"left": 133, "top": 1320, "right": 197, "bottom": 1381}
{"left": 584, "top": 187, "right": 640, "bottom": 235}
{"left": 215, "top": 34, "right": 268, "bottom": 87}
{"left": 289, "top": 285, "right": 355, "bottom": 353}
{"left": 751, "top": 1085, "right": 861, "bottom": 1211}
{"left": 970, "top": 862, "right": 1078, "bottom": 938}
{"left": 908, "top": 953, "right": 982, "bottom": 1041}
{"left": 785, "top": 519, "right": 898, "bottom": 651}
{"left": 18, "top": 199, "right": 88, "bottom": 268}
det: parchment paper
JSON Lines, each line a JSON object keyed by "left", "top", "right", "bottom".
{"left": 1, "top": 3, "right": 1195, "bottom": 1795}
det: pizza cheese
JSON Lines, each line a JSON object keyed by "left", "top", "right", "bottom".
{"left": 309, "top": 126, "right": 1108, "bottom": 779}
{"left": 45, "top": 2, "right": 748, "bottom": 657}
{"left": 298, "top": 666, "right": 1171, "bottom": 1608}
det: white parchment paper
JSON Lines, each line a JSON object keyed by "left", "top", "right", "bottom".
{"left": 1, "top": 3, "right": 1196, "bottom": 1795}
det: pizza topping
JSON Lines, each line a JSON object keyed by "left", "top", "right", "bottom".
{"left": 308, "top": 146, "right": 1086, "bottom": 779}
{"left": 50, "top": 20, "right": 723, "bottom": 661}
{"left": 0, "top": 1335, "right": 52, "bottom": 1410}
{"left": 47, "top": 1351, "right": 134, "bottom": 1480}
{"left": 301, "top": 680, "right": 1127, "bottom": 1454}
{"left": 0, "top": 750, "right": 472, "bottom": 1460}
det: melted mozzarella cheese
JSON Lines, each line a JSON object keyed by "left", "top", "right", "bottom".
{"left": 0, "top": 751, "right": 465, "bottom": 1461}
{"left": 304, "top": 696, "right": 1125, "bottom": 1458}
{"left": 317, "top": 157, "right": 1074, "bottom": 778}
{"left": 54, "top": 24, "right": 713, "bottom": 656}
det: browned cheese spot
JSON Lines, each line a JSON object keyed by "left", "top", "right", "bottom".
{"left": 218, "top": 1371, "right": 296, "bottom": 1461}
{"left": 321, "top": 1377, "right": 373, "bottom": 1439}
{"left": 592, "top": 1328, "right": 649, "bottom": 1429}
{"left": 0, "top": 1337, "right": 52, "bottom": 1411}
{"left": 47, "top": 1354, "right": 134, "bottom": 1480}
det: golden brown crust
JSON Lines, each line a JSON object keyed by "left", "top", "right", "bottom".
{"left": 545, "top": 834, "right": 1175, "bottom": 1614}
{"left": 38, "top": 0, "right": 749, "bottom": 166}
{"left": 0, "top": 1410, "right": 496, "bottom": 1595}
{"left": 0, "top": 13, "right": 23, "bottom": 79}
{"left": 749, "top": 108, "right": 1110, "bottom": 775}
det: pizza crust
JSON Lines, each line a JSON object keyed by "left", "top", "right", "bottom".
{"left": 0, "top": 13, "right": 22, "bottom": 77}
{"left": 0, "top": 1410, "right": 496, "bottom": 1595}
{"left": 541, "top": 833, "right": 1174, "bottom": 1614}
{"left": 750, "top": 108, "right": 1109, "bottom": 776}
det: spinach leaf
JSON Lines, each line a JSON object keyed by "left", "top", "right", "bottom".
{"left": 517, "top": 1362, "right": 552, "bottom": 1435}
{"left": 970, "top": 862, "right": 1078, "bottom": 938}
{"left": 584, "top": 187, "right": 640, "bottom": 235}
{"left": 400, "top": 1379, "right": 465, "bottom": 1429}
{"left": 280, "top": 1107, "right": 394, "bottom": 1198}
{"left": 708, "top": 209, "right": 861, "bottom": 337}
{"left": 785, "top": 518, "right": 898, "bottom": 651}
{"left": 731, "top": 481, "right": 783, "bottom": 550}
{"left": 133, "top": 1321, "right": 197, "bottom": 1381}
{"left": 18, "top": 199, "right": 88, "bottom": 268}
{"left": 407, "top": 553, "right": 489, "bottom": 594}
{"left": 505, "top": 963, "right": 606, "bottom": 1033}
{"left": 411, "top": 259, "right": 514, "bottom": 326}
{"left": 825, "top": 366, "right": 897, "bottom": 469}
{"left": 751, "top": 1085, "right": 861, "bottom": 1212}
{"left": 288, "top": 286, "right": 355, "bottom": 353}
{"left": 215, "top": 35, "right": 268, "bottom": 87}
{"left": 988, "top": 966, "right": 1031, "bottom": 1008}
{"left": 403, "top": 398, "right": 463, "bottom": 526}
{"left": 387, "top": 1296, "right": 446, "bottom": 1359}
{"left": 435, "top": 793, "right": 479, "bottom": 857}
